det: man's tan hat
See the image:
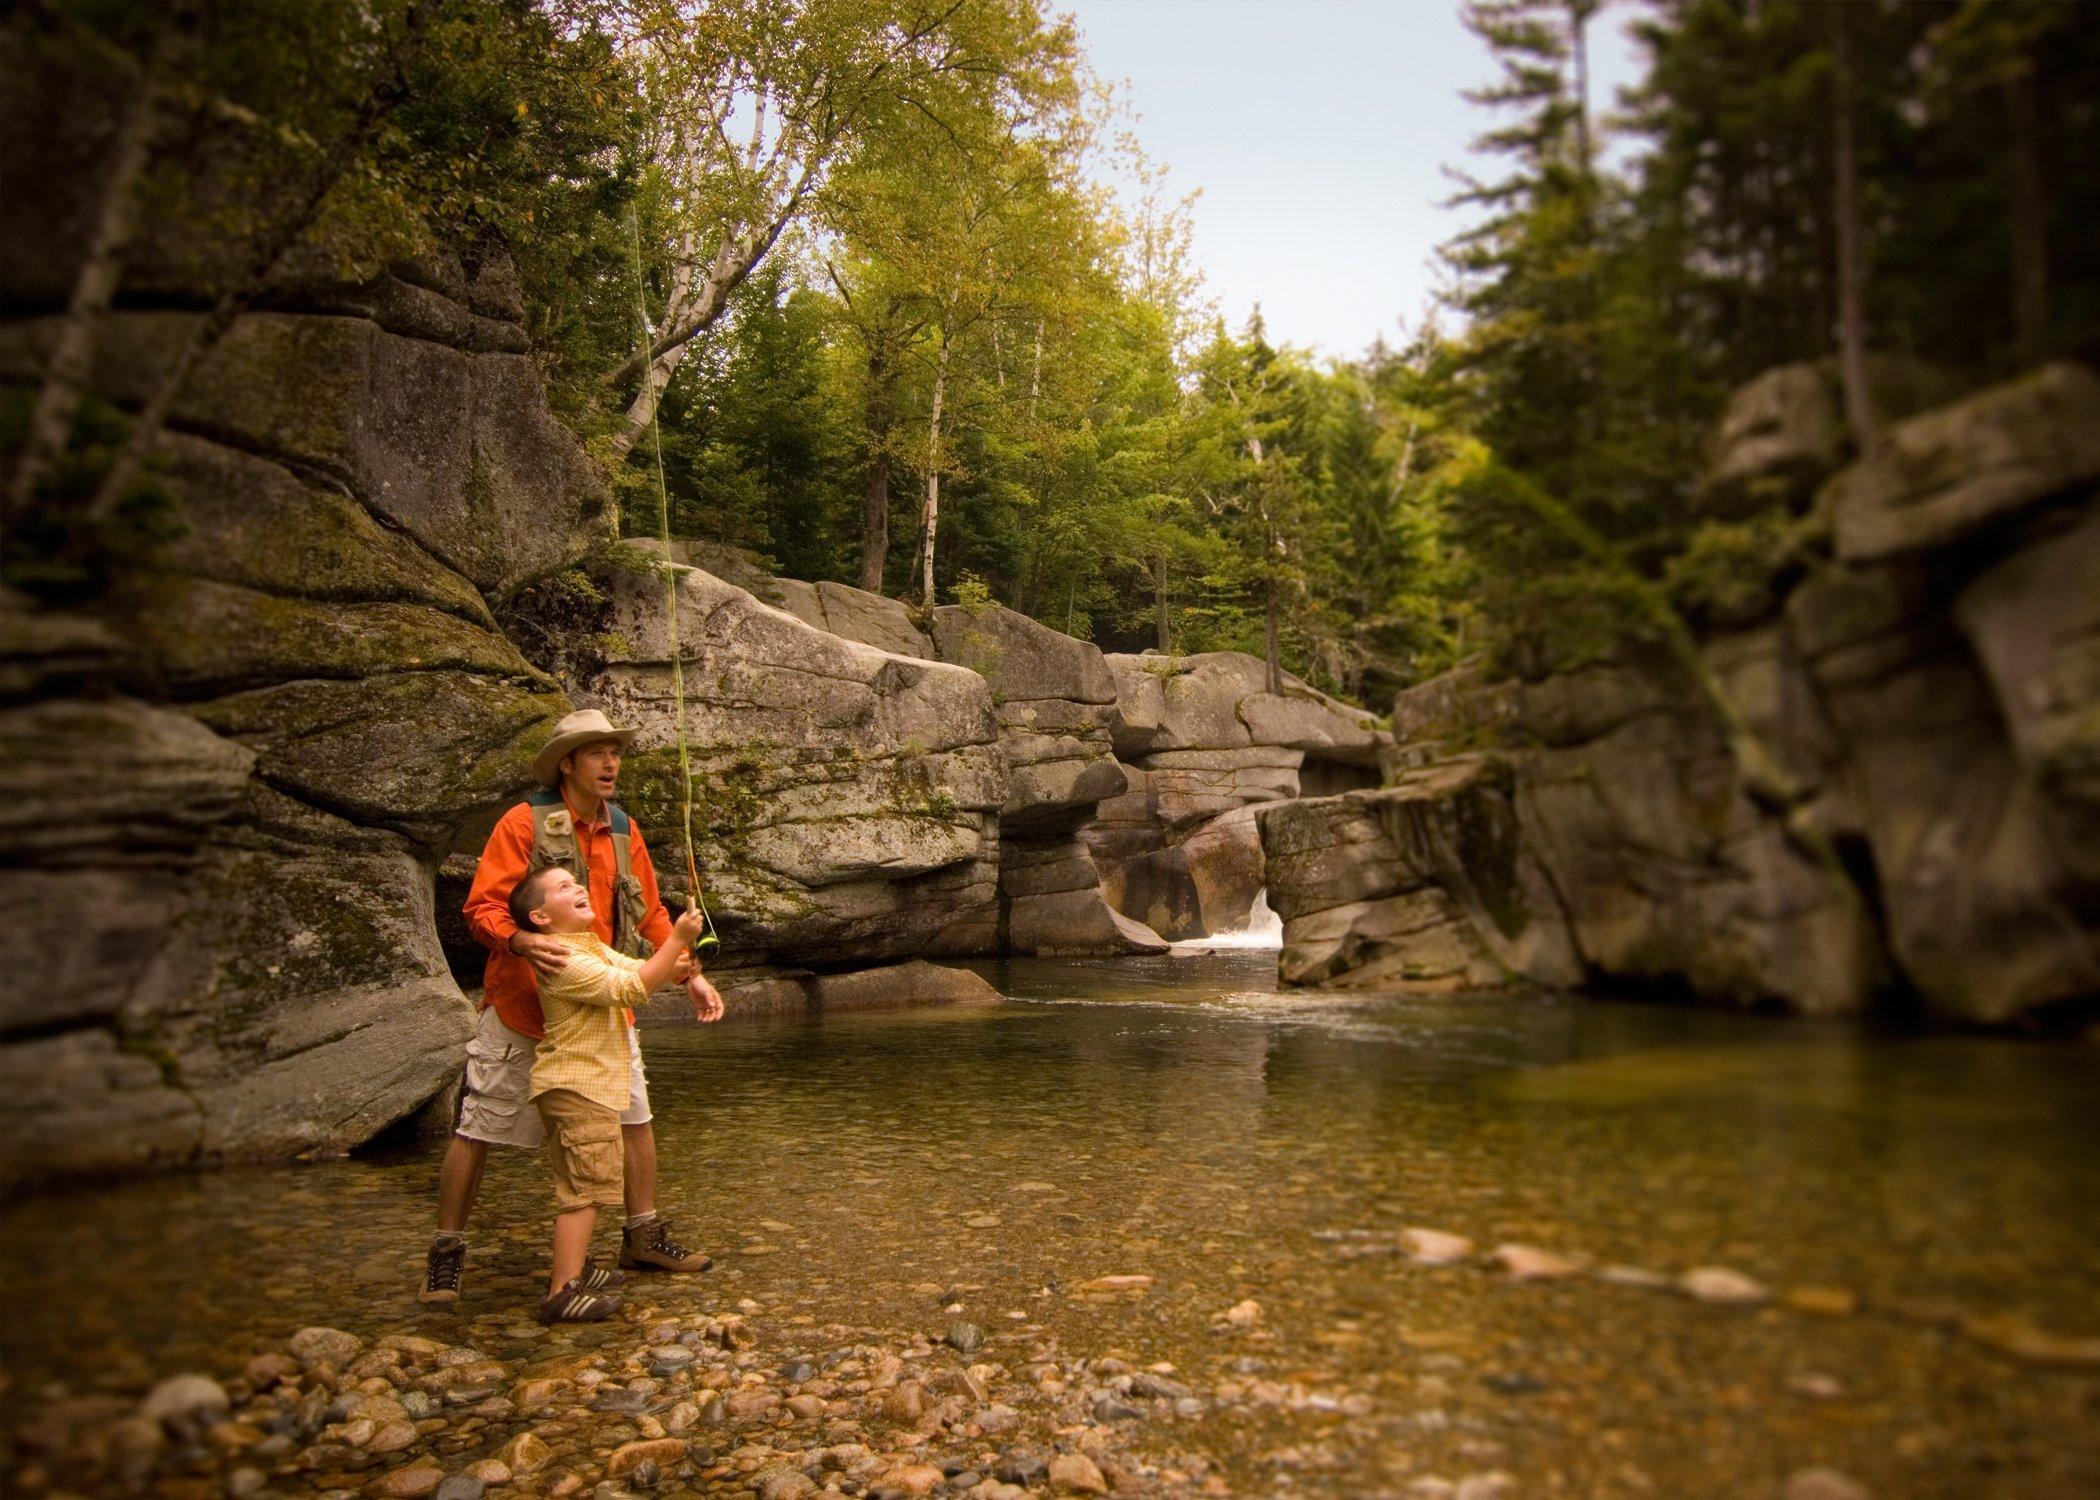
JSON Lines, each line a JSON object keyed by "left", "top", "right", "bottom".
{"left": 533, "top": 708, "right": 638, "bottom": 787}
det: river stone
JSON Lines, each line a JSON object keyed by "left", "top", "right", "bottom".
{"left": 1679, "top": 1266, "right": 1770, "bottom": 1306}
{"left": 1784, "top": 1469, "right": 1870, "bottom": 1500}
{"left": 1046, "top": 1452, "right": 1109, "bottom": 1494}
{"left": 139, "top": 1374, "right": 229, "bottom": 1437}
{"left": 432, "top": 1478, "right": 485, "bottom": 1500}
{"left": 1825, "top": 362, "right": 2100, "bottom": 563}
{"left": 496, "top": 1431, "right": 553, "bottom": 1475}
{"left": 606, "top": 1437, "right": 688, "bottom": 1478}
{"left": 1491, "top": 1244, "right": 1581, "bottom": 1281}
{"left": 1400, "top": 1228, "right": 1474, "bottom": 1266}
{"left": 291, "top": 1328, "right": 365, "bottom": 1368}
{"left": 373, "top": 1464, "right": 446, "bottom": 1499}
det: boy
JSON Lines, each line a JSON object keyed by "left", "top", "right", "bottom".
{"left": 509, "top": 863, "right": 707, "bottom": 1323}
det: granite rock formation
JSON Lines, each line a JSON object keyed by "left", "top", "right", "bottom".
{"left": 1269, "top": 364, "right": 2100, "bottom": 1025}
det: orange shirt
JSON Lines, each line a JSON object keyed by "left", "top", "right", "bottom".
{"left": 462, "top": 796, "right": 677, "bottom": 1039}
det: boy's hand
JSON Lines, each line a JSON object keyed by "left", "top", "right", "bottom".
{"left": 671, "top": 905, "right": 708, "bottom": 945}
{"left": 508, "top": 931, "right": 571, "bottom": 978}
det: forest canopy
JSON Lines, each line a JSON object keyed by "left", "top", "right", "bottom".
{"left": 8, "top": 0, "right": 2098, "bottom": 710}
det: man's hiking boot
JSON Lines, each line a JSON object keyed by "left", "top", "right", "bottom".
{"left": 418, "top": 1237, "right": 466, "bottom": 1306}
{"left": 539, "top": 1277, "right": 621, "bottom": 1324}
{"left": 618, "top": 1217, "right": 712, "bottom": 1273}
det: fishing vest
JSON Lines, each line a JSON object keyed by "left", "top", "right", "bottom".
{"left": 523, "top": 789, "right": 651, "bottom": 958}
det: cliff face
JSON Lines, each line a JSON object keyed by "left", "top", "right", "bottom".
{"left": 1263, "top": 363, "right": 2100, "bottom": 1027}
{"left": 0, "top": 253, "right": 597, "bottom": 1181}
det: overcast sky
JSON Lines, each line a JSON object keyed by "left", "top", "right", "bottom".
{"left": 1062, "top": 0, "right": 1648, "bottom": 361}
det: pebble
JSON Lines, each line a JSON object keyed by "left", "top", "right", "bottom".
{"left": 1400, "top": 1228, "right": 1474, "bottom": 1265}
{"left": 946, "top": 1321, "right": 985, "bottom": 1354}
{"left": 1783, "top": 1286, "right": 1860, "bottom": 1318}
{"left": 1594, "top": 1264, "right": 1671, "bottom": 1289}
{"left": 139, "top": 1373, "right": 230, "bottom": 1438}
{"left": 226, "top": 1467, "right": 266, "bottom": 1497}
{"left": 290, "top": 1328, "right": 365, "bottom": 1368}
{"left": 1680, "top": 1266, "right": 1770, "bottom": 1306}
{"left": 467, "top": 1459, "right": 511, "bottom": 1484}
{"left": 369, "top": 1419, "right": 421, "bottom": 1454}
{"left": 372, "top": 1463, "right": 446, "bottom": 1498}
{"left": 753, "top": 1465, "right": 818, "bottom": 1499}
{"left": 1785, "top": 1469, "right": 1870, "bottom": 1500}
{"left": 1222, "top": 1300, "right": 1263, "bottom": 1328}
{"left": 432, "top": 1478, "right": 485, "bottom": 1500}
{"left": 1491, "top": 1244, "right": 1581, "bottom": 1280}
{"left": 1046, "top": 1452, "right": 1108, "bottom": 1494}
{"left": 496, "top": 1430, "right": 552, "bottom": 1475}
{"left": 1962, "top": 1315, "right": 2100, "bottom": 1368}
{"left": 874, "top": 1461, "right": 943, "bottom": 1495}
{"left": 606, "top": 1437, "right": 688, "bottom": 1478}
{"left": 1074, "top": 1275, "right": 1153, "bottom": 1293}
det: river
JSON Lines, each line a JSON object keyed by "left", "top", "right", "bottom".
{"left": 4, "top": 952, "right": 2096, "bottom": 1496}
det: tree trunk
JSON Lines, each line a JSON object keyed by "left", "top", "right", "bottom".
{"left": 857, "top": 350, "right": 892, "bottom": 593}
{"left": 2004, "top": 67, "right": 2049, "bottom": 368}
{"left": 1263, "top": 562, "right": 1282, "bottom": 696}
{"left": 1028, "top": 320, "right": 1043, "bottom": 422}
{"left": 6, "top": 20, "right": 171, "bottom": 521}
{"left": 1154, "top": 552, "right": 1171, "bottom": 652}
{"left": 919, "top": 332, "right": 950, "bottom": 608}
{"left": 1830, "top": 6, "right": 1877, "bottom": 452}
{"left": 1569, "top": 0, "right": 1594, "bottom": 182}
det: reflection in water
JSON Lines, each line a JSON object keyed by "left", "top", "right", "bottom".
{"left": 4, "top": 954, "right": 2097, "bottom": 1496}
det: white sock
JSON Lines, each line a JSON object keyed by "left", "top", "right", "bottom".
{"left": 625, "top": 1211, "right": 658, "bottom": 1231}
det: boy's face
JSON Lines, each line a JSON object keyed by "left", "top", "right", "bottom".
{"left": 530, "top": 867, "right": 595, "bottom": 934}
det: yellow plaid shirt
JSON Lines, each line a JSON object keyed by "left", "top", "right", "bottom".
{"left": 529, "top": 932, "right": 650, "bottom": 1113}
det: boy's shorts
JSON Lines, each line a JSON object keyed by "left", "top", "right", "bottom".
{"left": 456, "top": 1005, "right": 650, "bottom": 1147}
{"left": 534, "top": 1089, "right": 625, "bottom": 1212}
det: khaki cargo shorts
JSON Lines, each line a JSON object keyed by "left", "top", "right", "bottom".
{"left": 456, "top": 1005, "right": 650, "bottom": 1148}
{"left": 535, "top": 1089, "right": 625, "bottom": 1212}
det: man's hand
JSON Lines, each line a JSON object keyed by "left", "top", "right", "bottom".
{"left": 508, "top": 931, "right": 571, "bottom": 979}
{"left": 685, "top": 971, "right": 724, "bottom": 1023}
{"left": 671, "top": 949, "right": 693, "bottom": 981}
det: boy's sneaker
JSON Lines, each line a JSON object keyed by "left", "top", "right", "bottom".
{"left": 581, "top": 1262, "right": 626, "bottom": 1292}
{"left": 418, "top": 1237, "right": 465, "bottom": 1306}
{"left": 539, "top": 1277, "right": 621, "bottom": 1324}
{"left": 618, "top": 1217, "right": 713, "bottom": 1273}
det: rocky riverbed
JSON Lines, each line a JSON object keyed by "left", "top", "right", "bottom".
{"left": 5, "top": 957, "right": 2098, "bottom": 1498}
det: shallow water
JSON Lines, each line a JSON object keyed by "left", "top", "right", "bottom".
{"left": 5, "top": 954, "right": 2099, "bottom": 1495}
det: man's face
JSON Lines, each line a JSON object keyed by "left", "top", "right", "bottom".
{"left": 562, "top": 740, "right": 622, "bottom": 803}
{"left": 530, "top": 867, "right": 595, "bottom": 932}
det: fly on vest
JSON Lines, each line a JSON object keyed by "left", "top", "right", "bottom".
{"left": 524, "top": 789, "right": 651, "bottom": 958}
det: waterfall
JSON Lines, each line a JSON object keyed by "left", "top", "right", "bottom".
{"left": 1172, "top": 888, "right": 1284, "bottom": 951}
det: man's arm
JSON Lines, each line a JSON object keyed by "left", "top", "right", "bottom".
{"left": 464, "top": 805, "right": 570, "bottom": 979}
{"left": 463, "top": 806, "right": 535, "bottom": 953}
{"left": 629, "top": 824, "right": 677, "bottom": 953}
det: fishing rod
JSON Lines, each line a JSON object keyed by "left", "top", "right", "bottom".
{"left": 627, "top": 207, "right": 719, "bottom": 959}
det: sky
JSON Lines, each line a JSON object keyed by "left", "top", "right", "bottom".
{"left": 1062, "top": 0, "right": 1649, "bottom": 361}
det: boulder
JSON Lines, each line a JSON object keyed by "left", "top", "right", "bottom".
{"left": 680, "top": 960, "right": 1001, "bottom": 1018}
{"left": 1823, "top": 361, "right": 2100, "bottom": 562}
{"left": 925, "top": 604, "right": 1156, "bottom": 953}
{"left": 0, "top": 308, "right": 608, "bottom": 594}
{"left": 0, "top": 152, "right": 584, "bottom": 1178}
{"left": 1956, "top": 498, "right": 2100, "bottom": 858}
{"left": 1087, "top": 651, "right": 1391, "bottom": 940}
{"left": 528, "top": 546, "right": 1006, "bottom": 966}
{"left": 1697, "top": 355, "right": 1956, "bottom": 517}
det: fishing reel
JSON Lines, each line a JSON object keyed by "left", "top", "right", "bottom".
{"left": 675, "top": 895, "right": 721, "bottom": 958}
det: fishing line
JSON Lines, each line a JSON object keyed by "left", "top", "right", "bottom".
{"left": 626, "top": 207, "right": 718, "bottom": 956}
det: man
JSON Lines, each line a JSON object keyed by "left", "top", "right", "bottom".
{"left": 421, "top": 708, "right": 726, "bottom": 1305}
